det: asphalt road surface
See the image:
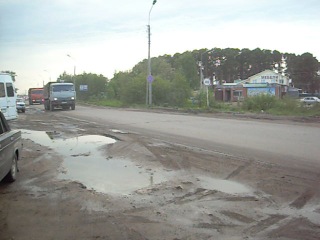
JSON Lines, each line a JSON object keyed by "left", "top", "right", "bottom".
{"left": 62, "top": 105, "right": 320, "bottom": 169}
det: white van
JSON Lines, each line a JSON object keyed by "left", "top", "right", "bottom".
{"left": 0, "top": 73, "right": 17, "bottom": 120}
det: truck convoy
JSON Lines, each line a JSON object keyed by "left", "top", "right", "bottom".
{"left": 28, "top": 88, "right": 44, "bottom": 105}
{"left": 43, "top": 82, "right": 76, "bottom": 111}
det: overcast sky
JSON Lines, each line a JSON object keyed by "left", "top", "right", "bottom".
{"left": 1, "top": 0, "right": 319, "bottom": 94}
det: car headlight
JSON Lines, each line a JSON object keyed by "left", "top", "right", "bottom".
{"left": 53, "top": 98, "right": 58, "bottom": 101}
{"left": 71, "top": 97, "right": 75, "bottom": 100}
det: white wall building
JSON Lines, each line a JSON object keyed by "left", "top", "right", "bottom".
{"left": 245, "top": 70, "right": 290, "bottom": 86}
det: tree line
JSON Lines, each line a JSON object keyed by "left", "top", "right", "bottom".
{"left": 56, "top": 48, "right": 320, "bottom": 107}
{"left": 2, "top": 47, "right": 320, "bottom": 107}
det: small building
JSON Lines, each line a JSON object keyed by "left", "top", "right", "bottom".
{"left": 214, "top": 70, "right": 290, "bottom": 102}
{"left": 245, "top": 69, "right": 289, "bottom": 86}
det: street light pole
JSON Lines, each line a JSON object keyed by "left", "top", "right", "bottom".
{"left": 199, "top": 48, "right": 214, "bottom": 90}
{"left": 147, "top": 0, "right": 157, "bottom": 106}
{"left": 67, "top": 54, "right": 76, "bottom": 86}
{"left": 43, "top": 70, "right": 51, "bottom": 84}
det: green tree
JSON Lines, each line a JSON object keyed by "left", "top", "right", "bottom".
{"left": 121, "top": 74, "right": 146, "bottom": 104}
{"left": 106, "top": 47, "right": 319, "bottom": 107}
{"left": 151, "top": 57, "right": 175, "bottom": 80}
{"left": 108, "top": 71, "right": 132, "bottom": 100}
{"left": 173, "top": 52, "right": 199, "bottom": 89}
{"left": 152, "top": 76, "right": 171, "bottom": 105}
{"left": 289, "top": 53, "right": 319, "bottom": 93}
{"left": 57, "top": 71, "right": 73, "bottom": 83}
{"left": 167, "top": 73, "right": 191, "bottom": 107}
{"left": 76, "top": 73, "right": 108, "bottom": 100}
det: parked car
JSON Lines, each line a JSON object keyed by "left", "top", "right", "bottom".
{"left": 16, "top": 97, "right": 26, "bottom": 113}
{"left": 300, "top": 96, "right": 320, "bottom": 104}
{"left": 0, "top": 111, "right": 22, "bottom": 183}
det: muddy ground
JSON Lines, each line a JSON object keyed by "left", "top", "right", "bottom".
{"left": 1, "top": 105, "right": 320, "bottom": 240}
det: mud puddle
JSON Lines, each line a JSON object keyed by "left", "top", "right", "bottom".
{"left": 21, "top": 130, "right": 255, "bottom": 197}
{"left": 197, "top": 176, "right": 252, "bottom": 194}
{"left": 21, "top": 130, "right": 170, "bottom": 195}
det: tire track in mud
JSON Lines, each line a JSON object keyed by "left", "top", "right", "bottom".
{"left": 165, "top": 188, "right": 218, "bottom": 205}
{"left": 220, "top": 210, "right": 255, "bottom": 224}
{"left": 144, "top": 140, "right": 193, "bottom": 171}
{"left": 287, "top": 173, "right": 320, "bottom": 217}
{"left": 269, "top": 217, "right": 320, "bottom": 240}
{"left": 225, "top": 159, "right": 253, "bottom": 180}
{"left": 290, "top": 189, "right": 315, "bottom": 209}
{"left": 245, "top": 214, "right": 287, "bottom": 235}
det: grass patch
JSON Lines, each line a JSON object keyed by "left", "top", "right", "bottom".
{"left": 81, "top": 96, "right": 320, "bottom": 117}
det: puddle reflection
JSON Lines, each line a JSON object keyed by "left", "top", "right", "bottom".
{"left": 197, "top": 176, "right": 252, "bottom": 195}
{"left": 21, "top": 130, "right": 253, "bottom": 196}
{"left": 22, "top": 130, "right": 169, "bottom": 195}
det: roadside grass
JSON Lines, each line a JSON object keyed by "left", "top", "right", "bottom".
{"left": 241, "top": 95, "right": 320, "bottom": 117}
{"left": 85, "top": 99, "right": 125, "bottom": 108}
{"left": 82, "top": 96, "right": 320, "bottom": 117}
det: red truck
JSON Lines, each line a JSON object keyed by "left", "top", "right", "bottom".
{"left": 28, "top": 88, "right": 44, "bottom": 105}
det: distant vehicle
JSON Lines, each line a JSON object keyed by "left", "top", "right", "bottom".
{"left": 28, "top": 88, "right": 44, "bottom": 105}
{"left": 300, "top": 96, "right": 320, "bottom": 104}
{"left": 0, "top": 111, "right": 22, "bottom": 183}
{"left": 43, "top": 82, "right": 76, "bottom": 111}
{"left": 0, "top": 73, "right": 17, "bottom": 120}
{"left": 16, "top": 97, "right": 26, "bottom": 113}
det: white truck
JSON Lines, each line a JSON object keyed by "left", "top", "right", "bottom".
{"left": 0, "top": 73, "right": 17, "bottom": 120}
{"left": 43, "top": 82, "right": 76, "bottom": 111}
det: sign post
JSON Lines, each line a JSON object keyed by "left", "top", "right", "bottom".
{"left": 203, "top": 78, "right": 211, "bottom": 107}
{"left": 147, "top": 75, "right": 154, "bottom": 105}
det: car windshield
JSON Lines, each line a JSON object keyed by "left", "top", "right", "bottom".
{"left": 16, "top": 98, "right": 23, "bottom": 102}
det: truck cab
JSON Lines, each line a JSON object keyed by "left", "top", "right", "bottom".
{"left": 28, "top": 88, "right": 44, "bottom": 105}
{"left": 43, "top": 82, "right": 76, "bottom": 111}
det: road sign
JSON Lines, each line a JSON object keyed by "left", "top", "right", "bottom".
{"left": 147, "top": 75, "right": 154, "bottom": 83}
{"left": 203, "top": 78, "right": 211, "bottom": 86}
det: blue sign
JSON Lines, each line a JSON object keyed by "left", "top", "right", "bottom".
{"left": 247, "top": 87, "right": 275, "bottom": 96}
{"left": 80, "top": 85, "right": 88, "bottom": 91}
{"left": 147, "top": 75, "right": 154, "bottom": 83}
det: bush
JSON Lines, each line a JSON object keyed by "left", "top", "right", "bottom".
{"left": 242, "top": 95, "right": 277, "bottom": 112}
{"left": 268, "top": 97, "right": 301, "bottom": 115}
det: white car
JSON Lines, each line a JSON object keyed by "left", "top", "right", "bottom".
{"left": 300, "top": 96, "right": 320, "bottom": 104}
{"left": 16, "top": 98, "right": 26, "bottom": 113}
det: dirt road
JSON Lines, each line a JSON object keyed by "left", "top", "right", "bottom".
{"left": 1, "top": 105, "right": 320, "bottom": 240}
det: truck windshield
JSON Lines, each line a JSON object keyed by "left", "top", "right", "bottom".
{"left": 52, "top": 85, "right": 74, "bottom": 92}
{"left": 31, "top": 90, "right": 43, "bottom": 94}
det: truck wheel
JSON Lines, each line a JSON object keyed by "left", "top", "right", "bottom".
{"left": 71, "top": 104, "right": 75, "bottom": 110}
{"left": 4, "top": 154, "right": 18, "bottom": 182}
{"left": 50, "top": 103, "right": 54, "bottom": 111}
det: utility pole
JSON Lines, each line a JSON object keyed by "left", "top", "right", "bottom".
{"left": 67, "top": 54, "right": 76, "bottom": 91}
{"left": 199, "top": 48, "right": 214, "bottom": 90}
{"left": 146, "top": 0, "right": 157, "bottom": 106}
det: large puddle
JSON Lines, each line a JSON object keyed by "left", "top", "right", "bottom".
{"left": 197, "top": 176, "right": 252, "bottom": 195}
{"left": 21, "top": 130, "right": 170, "bottom": 195}
{"left": 21, "top": 130, "right": 253, "bottom": 196}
